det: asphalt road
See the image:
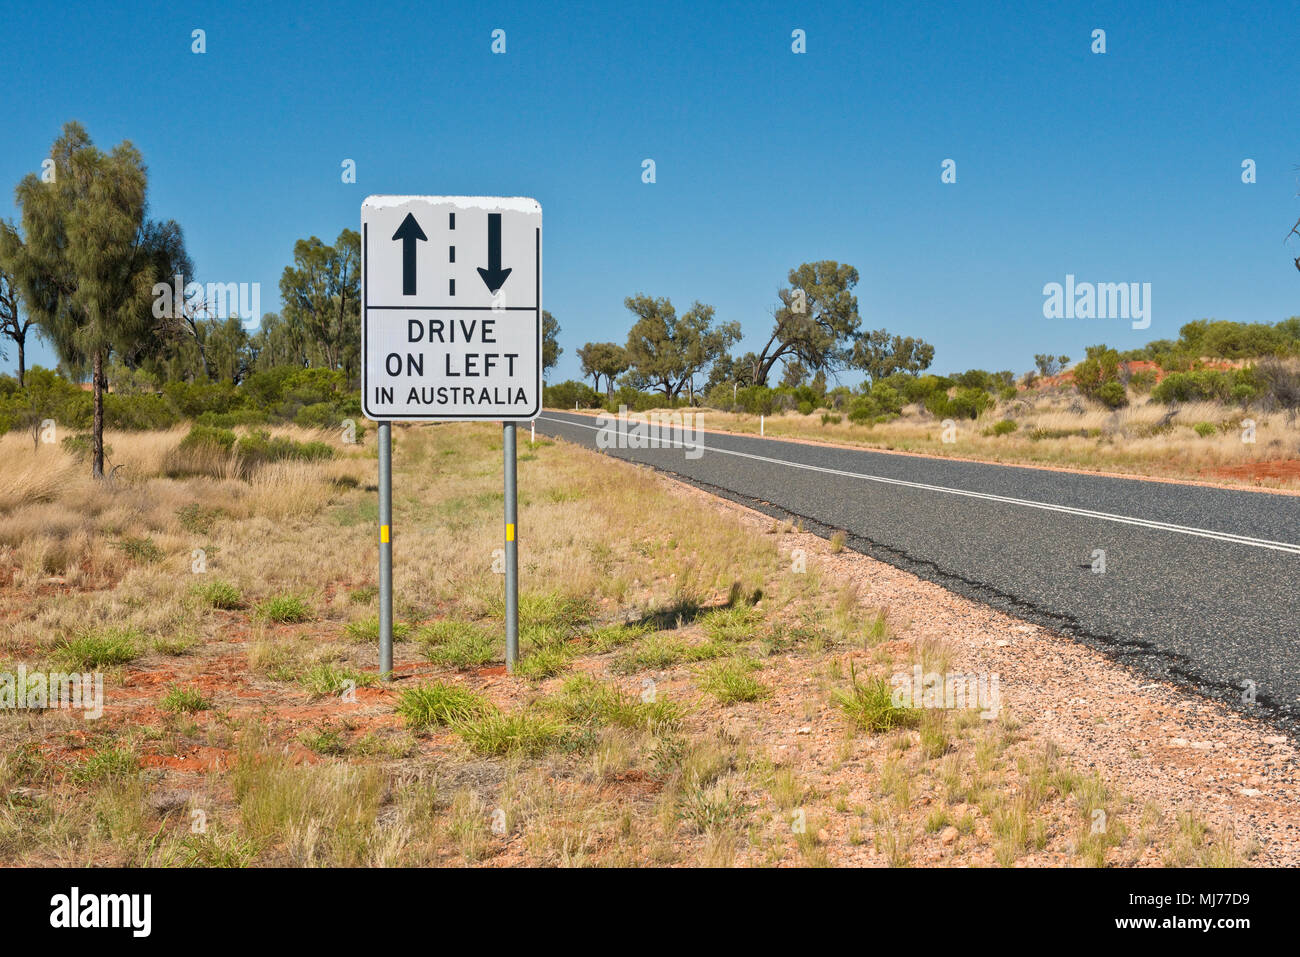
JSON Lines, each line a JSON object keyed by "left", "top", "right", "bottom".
{"left": 535, "top": 410, "right": 1300, "bottom": 734}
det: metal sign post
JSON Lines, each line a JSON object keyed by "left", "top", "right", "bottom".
{"left": 360, "top": 196, "right": 541, "bottom": 677}
{"left": 503, "top": 423, "right": 519, "bottom": 671}
{"left": 377, "top": 420, "right": 394, "bottom": 678}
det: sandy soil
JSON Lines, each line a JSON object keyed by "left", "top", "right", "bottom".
{"left": 664, "top": 478, "right": 1300, "bottom": 866}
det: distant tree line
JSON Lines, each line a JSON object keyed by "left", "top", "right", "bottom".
{"left": 570, "top": 261, "right": 937, "bottom": 412}
{"left": 0, "top": 122, "right": 563, "bottom": 476}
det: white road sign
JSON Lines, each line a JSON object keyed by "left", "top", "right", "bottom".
{"left": 361, "top": 195, "right": 542, "bottom": 421}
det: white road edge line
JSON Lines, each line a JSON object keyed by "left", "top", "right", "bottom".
{"left": 537, "top": 414, "right": 1300, "bottom": 556}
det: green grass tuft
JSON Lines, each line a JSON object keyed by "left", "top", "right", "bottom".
{"left": 418, "top": 620, "right": 497, "bottom": 669}
{"left": 698, "top": 658, "right": 771, "bottom": 704}
{"left": 161, "top": 685, "right": 212, "bottom": 713}
{"left": 343, "top": 616, "right": 411, "bottom": 643}
{"left": 255, "top": 594, "right": 313, "bottom": 623}
{"left": 833, "top": 662, "right": 921, "bottom": 733}
{"left": 194, "top": 579, "right": 244, "bottom": 610}
{"left": 297, "top": 664, "right": 377, "bottom": 699}
{"left": 453, "top": 710, "right": 567, "bottom": 757}
{"left": 53, "top": 628, "right": 141, "bottom": 670}
{"left": 542, "top": 674, "right": 681, "bottom": 731}
{"left": 396, "top": 682, "right": 493, "bottom": 730}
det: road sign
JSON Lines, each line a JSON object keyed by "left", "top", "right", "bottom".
{"left": 361, "top": 196, "right": 542, "bottom": 421}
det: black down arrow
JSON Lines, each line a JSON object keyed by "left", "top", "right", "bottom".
{"left": 476, "top": 212, "right": 512, "bottom": 294}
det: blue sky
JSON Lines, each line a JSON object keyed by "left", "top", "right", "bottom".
{"left": 2, "top": 0, "right": 1297, "bottom": 385}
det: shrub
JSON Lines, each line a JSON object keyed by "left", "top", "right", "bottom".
{"left": 195, "top": 409, "right": 270, "bottom": 429}
{"left": 163, "top": 425, "right": 237, "bottom": 478}
{"left": 183, "top": 424, "right": 237, "bottom": 452}
{"left": 1258, "top": 360, "right": 1300, "bottom": 417}
{"left": 1179, "top": 319, "right": 1292, "bottom": 359}
{"left": 926, "top": 387, "right": 991, "bottom": 420}
{"left": 1072, "top": 345, "right": 1126, "bottom": 406}
{"left": 235, "top": 430, "right": 334, "bottom": 470}
{"left": 869, "top": 383, "right": 904, "bottom": 415}
{"left": 1128, "top": 369, "right": 1158, "bottom": 394}
{"left": 60, "top": 433, "right": 111, "bottom": 463}
{"left": 985, "top": 419, "right": 1018, "bottom": 436}
{"left": 103, "top": 393, "right": 183, "bottom": 430}
{"left": 898, "top": 374, "right": 949, "bottom": 404}
{"left": 176, "top": 503, "right": 225, "bottom": 535}
{"left": 543, "top": 379, "right": 602, "bottom": 409}
{"left": 274, "top": 368, "right": 349, "bottom": 420}
{"left": 848, "top": 396, "right": 878, "bottom": 424}
{"left": 1094, "top": 380, "right": 1129, "bottom": 409}
{"left": 1066, "top": 345, "right": 1128, "bottom": 405}
{"left": 118, "top": 536, "right": 163, "bottom": 563}
{"left": 164, "top": 380, "right": 244, "bottom": 418}
{"left": 1193, "top": 421, "right": 1216, "bottom": 438}
{"left": 295, "top": 402, "right": 341, "bottom": 429}
{"left": 1150, "top": 368, "right": 1257, "bottom": 405}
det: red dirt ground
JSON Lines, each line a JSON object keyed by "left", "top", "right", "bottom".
{"left": 1209, "top": 459, "right": 1300, "bottom": 483}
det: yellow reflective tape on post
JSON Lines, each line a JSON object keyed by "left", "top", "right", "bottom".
{"left": 506, "top": 523, "right": 515, "bottom": 542}
{"left": 380, "top": 525, "right": 390, "bottom": 543}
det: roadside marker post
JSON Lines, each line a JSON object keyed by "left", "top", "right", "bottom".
{"left": 360, "top": 196, "right": 542, "bottom": 676}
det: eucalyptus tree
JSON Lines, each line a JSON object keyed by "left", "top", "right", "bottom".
{"left": 0, "top": 122, "right": 187, "bottom": 476}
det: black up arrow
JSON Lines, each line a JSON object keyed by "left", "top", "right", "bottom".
{"left": 392, "top": 213, "right": 427, "bottom": 295}
{"left": 476, "top": 212, "right": 512, "bottom": 294}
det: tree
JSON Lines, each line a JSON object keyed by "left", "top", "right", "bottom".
{"left": 623, "top": 295, "right": 739, "bottom": 401}
{"left": 577, "top": 341, "right": 630, "bottom": 398}
{"left": 749, "top": 261, "right": 863, "bottom": 385}
{"left": 0, "top": 267, "right": 35, "bottom": 385}
{"left": 679, "top": 304, "right": 741, "bottom": 403}
{"left": 203, "top": 316, "right": 253, "bottom": 383}
{"left": 1289, "top": 186, "right": 1300, "bottom": 273}
{"left": 250, "top": 311, "right": 308, "bottom": 371}
{"left": 779, "top": 359, "right": 809, "bottom": 388}
{"left": 851, "top": 328, "right": 935, "bottom": 383}
{"left": 278, "top": 229, "right": 360, "bottom": 379}
{"left": 1033, "top": 354, "right": 1071, "bottom": 377}
{"left": 1072, "top": 344, "right": 1127, "bottom": 408}
{"left": 15, "top": 367, "right": 63, "bottom": 452}
{"left": 542, "top": 310, "right": 561, "bottom": 375}
{"left": 0, "top": 122, "right": 186, "bottom": 477}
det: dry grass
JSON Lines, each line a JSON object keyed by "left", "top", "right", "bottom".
{"left": 0, "top": 419, "right": 1251, "bottom": 867}
{"left": 639, "top": 389, "right": 1300, "bottom": 489}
